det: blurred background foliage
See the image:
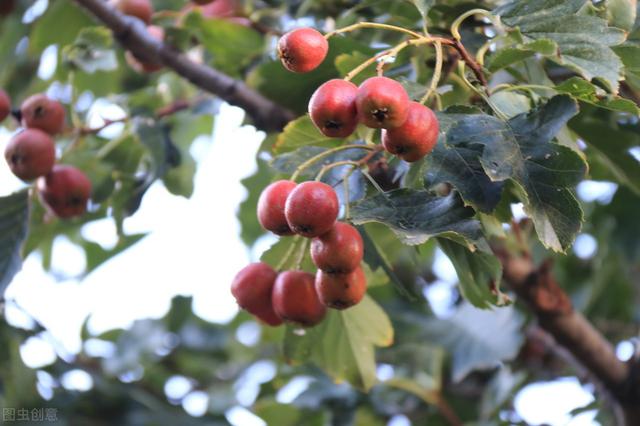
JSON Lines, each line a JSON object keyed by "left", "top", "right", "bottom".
{"left": 0, "top": 0, "right": 639, "bottom": 424}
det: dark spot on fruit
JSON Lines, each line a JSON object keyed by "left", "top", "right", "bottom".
{"left": 294, "top": 224, "right": 312, "bottom": 234}
{"left": 34, "top": 105, "right": 45, "bottom": 118}
{"left": 330, "top": 300, "right": 351, "bottom": 309}
{"left": 372, "top": 108, "right": 389, "bottom": 123}
{"left": 325, "top": 120, "right": 342, "bottom": 129}
{"left": 10, "top": 153, "right": 21, "bottom": 165}
{"left": 68, "top": 196, "right": 83, "bottom": 206}
{"left": 276, "top": 224, "right": 293, "bottom": 235}
{"left": 395, "top": 145, "right": 408, "bottom": 154}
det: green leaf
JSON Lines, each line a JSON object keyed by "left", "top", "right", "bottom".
{"left": 62, "top": 27, "right": 117, "bottom": 73}
{"left": 0, "top": 190, "right": 29, "bottom": 296}
{"left": 30, "top": 0, "right": 96, "bottom": 53}
{"left": 613, "top": 41, "right": 640, "bottom": 90}
{"left": 351, "top": 189, "right": 483, "bottom": 249}
{"left": 405, "top": 0, "right": 435, "bottom": 28}
{"left": 425, "top": 120, "right": 505, "bottom": 213}
{"left": 570, "top": 114, "right": 640, "bottom": 195}
{"left": 184, "top": 13, "right": 263, "bottom": 76}
{"left": 607, "top": 0, "right": 638, "bottom": 31}
{"left": 446, "top": 95, "right": 586, "bottom": 252}
{"left": 496, "top": 0, "right": 627, "bottom": 92}
{"left": 360, "top": 226, "right": 421, "bottom": 300}
{"left": 274, "top": 116, "right": 342, "bottom": 154}
{"left": 487, "top": 39, "right": 558, "bottom": 72}
{"left": 438, "top": 239, "right": 506, "bottom": 309}
{"left": 283, "top": 295, "right": 393, "bottom": 391}
{"left": 384, "top": 344, "right": 444, "bottom": 405}
{"left": 555, "top": 77, "right": 640, "bottom": 113}
{"left": 423, "top": 303, "right": 524, "bottom": 382}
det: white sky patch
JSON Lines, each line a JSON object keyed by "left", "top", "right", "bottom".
{"left": 515, "top": 377, "right": 598, "bottom": 425}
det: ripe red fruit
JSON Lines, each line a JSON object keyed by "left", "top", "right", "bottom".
{"left": 382, "top": 101, "right": 439, "bottom": 162}
{"left": 4, "top": 129, "right": 56, "bottom": 181}
{"left": 272, "top": 271, "right": 326, "bottom": 326}
{"left": 285, "top": 181, "right": 339, "bottom": 238}
{"left": 278, "top": 28, "right": 328, "bottom": 73}
{"left": 315, "top": 266, "right": 367, "bottom": 310}
{"left": 231, "top": 263, "right": 283, "bottom": 326}
{"left": 21, "top": 94, "right": 66, "bottom": 135}
{"left": 356, "top": 76, "right": 410, "bottom": 129}
{"left": 37, "top": 165, "right": 92, "bottom": 219}
{"left": 309, "top": 79, "right": 358, "bottom": 138}
{"left": 257, "top": 180, "right": 297, "bottom": 236}
{"left": 110, "top": 0, "right": 153, "bottom": 23}
{"left": 0, "top": 89, "right": 10, "bottom": 122}
{"left": 310, "top": 222, "right": 363, "bottom": 273}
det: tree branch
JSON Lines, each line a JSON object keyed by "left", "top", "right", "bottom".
{"left": 495, "top": 247, "right": 640, "bottom": 424}
{"left": 73, "top": 0, "right": 295, "bottom": 132}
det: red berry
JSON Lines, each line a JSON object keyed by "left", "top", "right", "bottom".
{"left": 278, "top": 28, "right": 328, "bottom": 73}
{"left": 257, "top": 180, "right": 297, "bottom": 236}
{"left": 315, "top": 266, "right": 367, "bottom": 310}
{"left": 356, "top": 76, "right": 410, "bottom": 129}
{"left": 0, "top": 89, "right": 10, "bottom": 122}
{"left": 125, "top": 25, "right": 164, "bottom": 73}
{"left": 110, "top": 0, "right": 153, "bottom": 23}
{"left": 21, "top": 94, "right": 66, "bottom": 135}
{"left": 285, "top": 181, "right": 339, "bottom": 238}
{"left": 37, "top": 165, "right": 92, "bottom": 219}
{"left": 382, "top": 101, "right": 439, "bottom": 162}
{"left": 4, "top": 129, "right": 56, "bottom": 181}
{"left": 272, "top": 271, "right": 326, "bottom": 326}
{"left": 231, "top": 262, "right": 283, "bottom": 326}
{"left": 309, "top": 79, "right": 358, "bottom": 138}
{"left": 310, "top": 222, "right": 363, "bottom": 273}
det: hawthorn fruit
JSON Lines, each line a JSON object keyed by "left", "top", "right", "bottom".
{"left": 37, "top": 165, "right": 92, "bottom": 219}
{"left": 356, "top": 76, "right": 410, "bottom": 129}
{"left": 257, "top": 180, "right": 297, "bottom": 236}
{"left": 382, "top": 101, "right": 439, "bottom": 162}
{"left": 231, "top": 262, "right": 283, "bottom": 326}
{"left": 0, "top": 89, "right": 10, "bottom": 122}
{"left": 21, "top": 94, "right": 66, "bottom": 135}
{"left": 4, "top": 129, "right": 56, "bottom": 181}
{"left": 272, "top": 270, "right": 326, "bottom": 327}
{"left": 278, "top": 28, "right": 328, "bottom": 73}
{"left": 309, "top": 79, "right": 359, "bottom": 138}
{"left": 310, "top": 222, "right": 363, "bottom": 273}
{"left": 315, "top": 266, "right": 366, "bottom": 310}
{"left": 285, "top": 181, "right": 339, "bottom": 238}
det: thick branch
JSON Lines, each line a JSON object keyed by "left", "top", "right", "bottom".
{"left": 495, "top": 248, "right": 640, "bottom": 424}
{"left": 73, "top": 0, "right": 295, "bottom": 132}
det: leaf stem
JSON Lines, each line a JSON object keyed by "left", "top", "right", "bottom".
{"left": 421, "top": 40, "right": 444, "bottom": 105}
{"left": 275, "top": 235, "right": 301, "bottom": 271}
{"left": 290, "top": 144, "right": 376, "bottom": 181}
{"left": 315, "top": 161, "right": 359, "bottom": 181}
{"left": 325, "top": 22, "right": 423, "bottom": 40}
{"left": 293, "top": 238, "right": 309, "bottom": 270}
{"left": 450, "top": 8, "right": 501, "bottom": 41}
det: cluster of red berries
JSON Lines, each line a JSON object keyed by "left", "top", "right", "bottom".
{"left": 231, "top": 180, "right": 366, "bottom": 327}
{"left": 1, "top": 91, "right": 91, "bottom": 219}
{"left": 111, "top": 0, "right": 247, "bottom": 73}
{"left": 278, "top": 28, "right": 440, "bottom": 163}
